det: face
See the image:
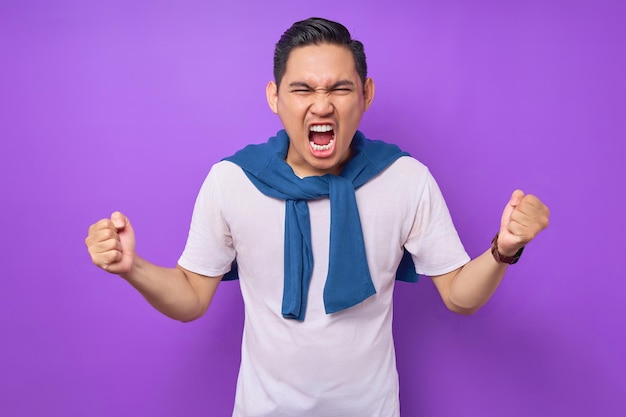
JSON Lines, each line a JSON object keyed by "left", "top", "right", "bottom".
{"left": 266, "top": 43, "right": 375, "bottom": 177}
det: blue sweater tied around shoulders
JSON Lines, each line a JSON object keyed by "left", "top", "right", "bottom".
{"left": 223, "top": 130, "right": 419, "bottom": 320}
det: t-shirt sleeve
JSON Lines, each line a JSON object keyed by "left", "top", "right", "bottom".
{"left": 404, "top": 169, "right": 470, "bottom": 276}
{"left": 178, "top": 164, "right": 236, "bottom": 277}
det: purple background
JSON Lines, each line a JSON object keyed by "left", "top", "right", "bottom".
{"left": 1, "top": 0, "right": 624, "bottom": 416}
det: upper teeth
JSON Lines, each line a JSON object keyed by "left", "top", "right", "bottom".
{"left": 310, "top": 125, "right": 333, "bottom": 132}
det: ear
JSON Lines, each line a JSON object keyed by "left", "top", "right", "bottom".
{"left": 266, "top": 81, "right": 279, "bottom": 114}
{"left": 363, "top": 77, "right": 375, "bottom": 111}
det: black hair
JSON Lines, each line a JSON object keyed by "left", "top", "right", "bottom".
{"left": 273, "top": 17, "right": 367, "bottom": 87}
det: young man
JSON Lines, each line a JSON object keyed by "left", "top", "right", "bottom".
{"left": 85, "top": 17, "right": 549, "bottom": 417}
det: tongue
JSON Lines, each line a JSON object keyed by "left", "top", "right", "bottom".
{"left": 310, "top": 131, "right": 333, "bottom": 145}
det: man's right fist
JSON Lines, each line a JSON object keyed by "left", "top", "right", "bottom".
{"left": 85, "top": 211, "right": 136, "bottom": 275}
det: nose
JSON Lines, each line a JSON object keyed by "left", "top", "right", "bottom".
{"left": 309, "top": 91, "right": 334, "bottom": 117}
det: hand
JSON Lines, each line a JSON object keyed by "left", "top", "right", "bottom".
{"left": 85, "top": 211, "right": 136, "bottom": 275}
{"left": 498, "top": 190, "right": 550, "bottom": 256}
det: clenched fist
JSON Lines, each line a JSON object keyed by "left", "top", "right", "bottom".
{"left": 85, "top": 211, "right": 136, "bottom": 275}
{"left": 497, "top": 190, "right": 550, "bottom": 256}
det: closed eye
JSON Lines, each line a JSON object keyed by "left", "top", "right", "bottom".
{"left": 287, "top": 81, "right": 356, "bottom": 95}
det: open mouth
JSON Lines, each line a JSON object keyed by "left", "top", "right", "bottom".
{"left": 309, "top": 124, "right": 334, "bottom": 152}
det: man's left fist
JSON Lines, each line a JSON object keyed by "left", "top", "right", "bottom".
{"left": 497, "top": 190, "right": 550, "bottom": 256}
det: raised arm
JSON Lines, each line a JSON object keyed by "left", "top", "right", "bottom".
{"left": 85, "top": 211, "right": 222, "bottom": 322}
{"left": 431, "top": 190, "right": 550, "bottom": 315}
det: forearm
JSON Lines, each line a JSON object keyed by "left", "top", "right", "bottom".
{"left": 441, "top": 249, "right": 509, "bottom": 315}
{"left": 120, "top": 256, "right": 206, "bottom": 322}
{"left": 430, "top": 191, "right": 548, "bottom": 315}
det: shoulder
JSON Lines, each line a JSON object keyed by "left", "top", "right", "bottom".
{"left": 389, "top": 155, "right": 429, "bottom": 172}
{"left": 378, "top": 156, "right": 433, "bottom": 184}
{"left": 197, "top": 161, "right": 253, "bottom": 198}
{"left": 204, "top": 160, "right": 251, "bottom": 184}
{"left": 358, "top": 156, "right": 434, "bottom": 202}
{"left": 209, "top": 160, "right": 246, "bottom": 176}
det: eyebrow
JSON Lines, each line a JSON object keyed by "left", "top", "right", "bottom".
{"left": 287, "top": 80, "right": 356, "bottom": 90}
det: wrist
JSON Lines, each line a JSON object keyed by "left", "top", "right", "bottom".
{"left": 490, "top": 233, "right": 524, "bottom": 264}
{"left": 119, "top": 251, "right": 140, "bottom": 280}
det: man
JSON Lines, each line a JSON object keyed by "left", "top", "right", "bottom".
{"left": 85, "top": 17, "right": 549, "bottom": 417}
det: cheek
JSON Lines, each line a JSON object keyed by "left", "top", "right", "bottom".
{"left": 279, "top": 95, "right": 308, "bottom": 110}
{"left": 339, "top": 98, "right": 365, "bottom": 118}
{"left": 278, "top": 104, "right": 307, "bottom": 124}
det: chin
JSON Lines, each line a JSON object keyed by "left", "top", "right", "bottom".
{"left": 311, "top": 158, "right": 344, "bottom": 175}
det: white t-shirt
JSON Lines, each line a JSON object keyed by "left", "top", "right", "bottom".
{"left": 179, "top": 156, "right": 470, "bottom": 417}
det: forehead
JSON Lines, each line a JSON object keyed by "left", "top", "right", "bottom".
{"left": 282, "top": 43, "right": 359, "bottom": 85}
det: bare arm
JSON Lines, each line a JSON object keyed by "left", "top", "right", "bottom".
{"left": 85, "top": 211, "right": 222, "bottom": 322}
{"left": 120, "top": 257, "right": 222, "bottom": 322}
{"left": 431, "top": 249, "right": 509, "bottom": 315}
{"left": 431, "top": 190, "right": 550, "bottom": 315}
